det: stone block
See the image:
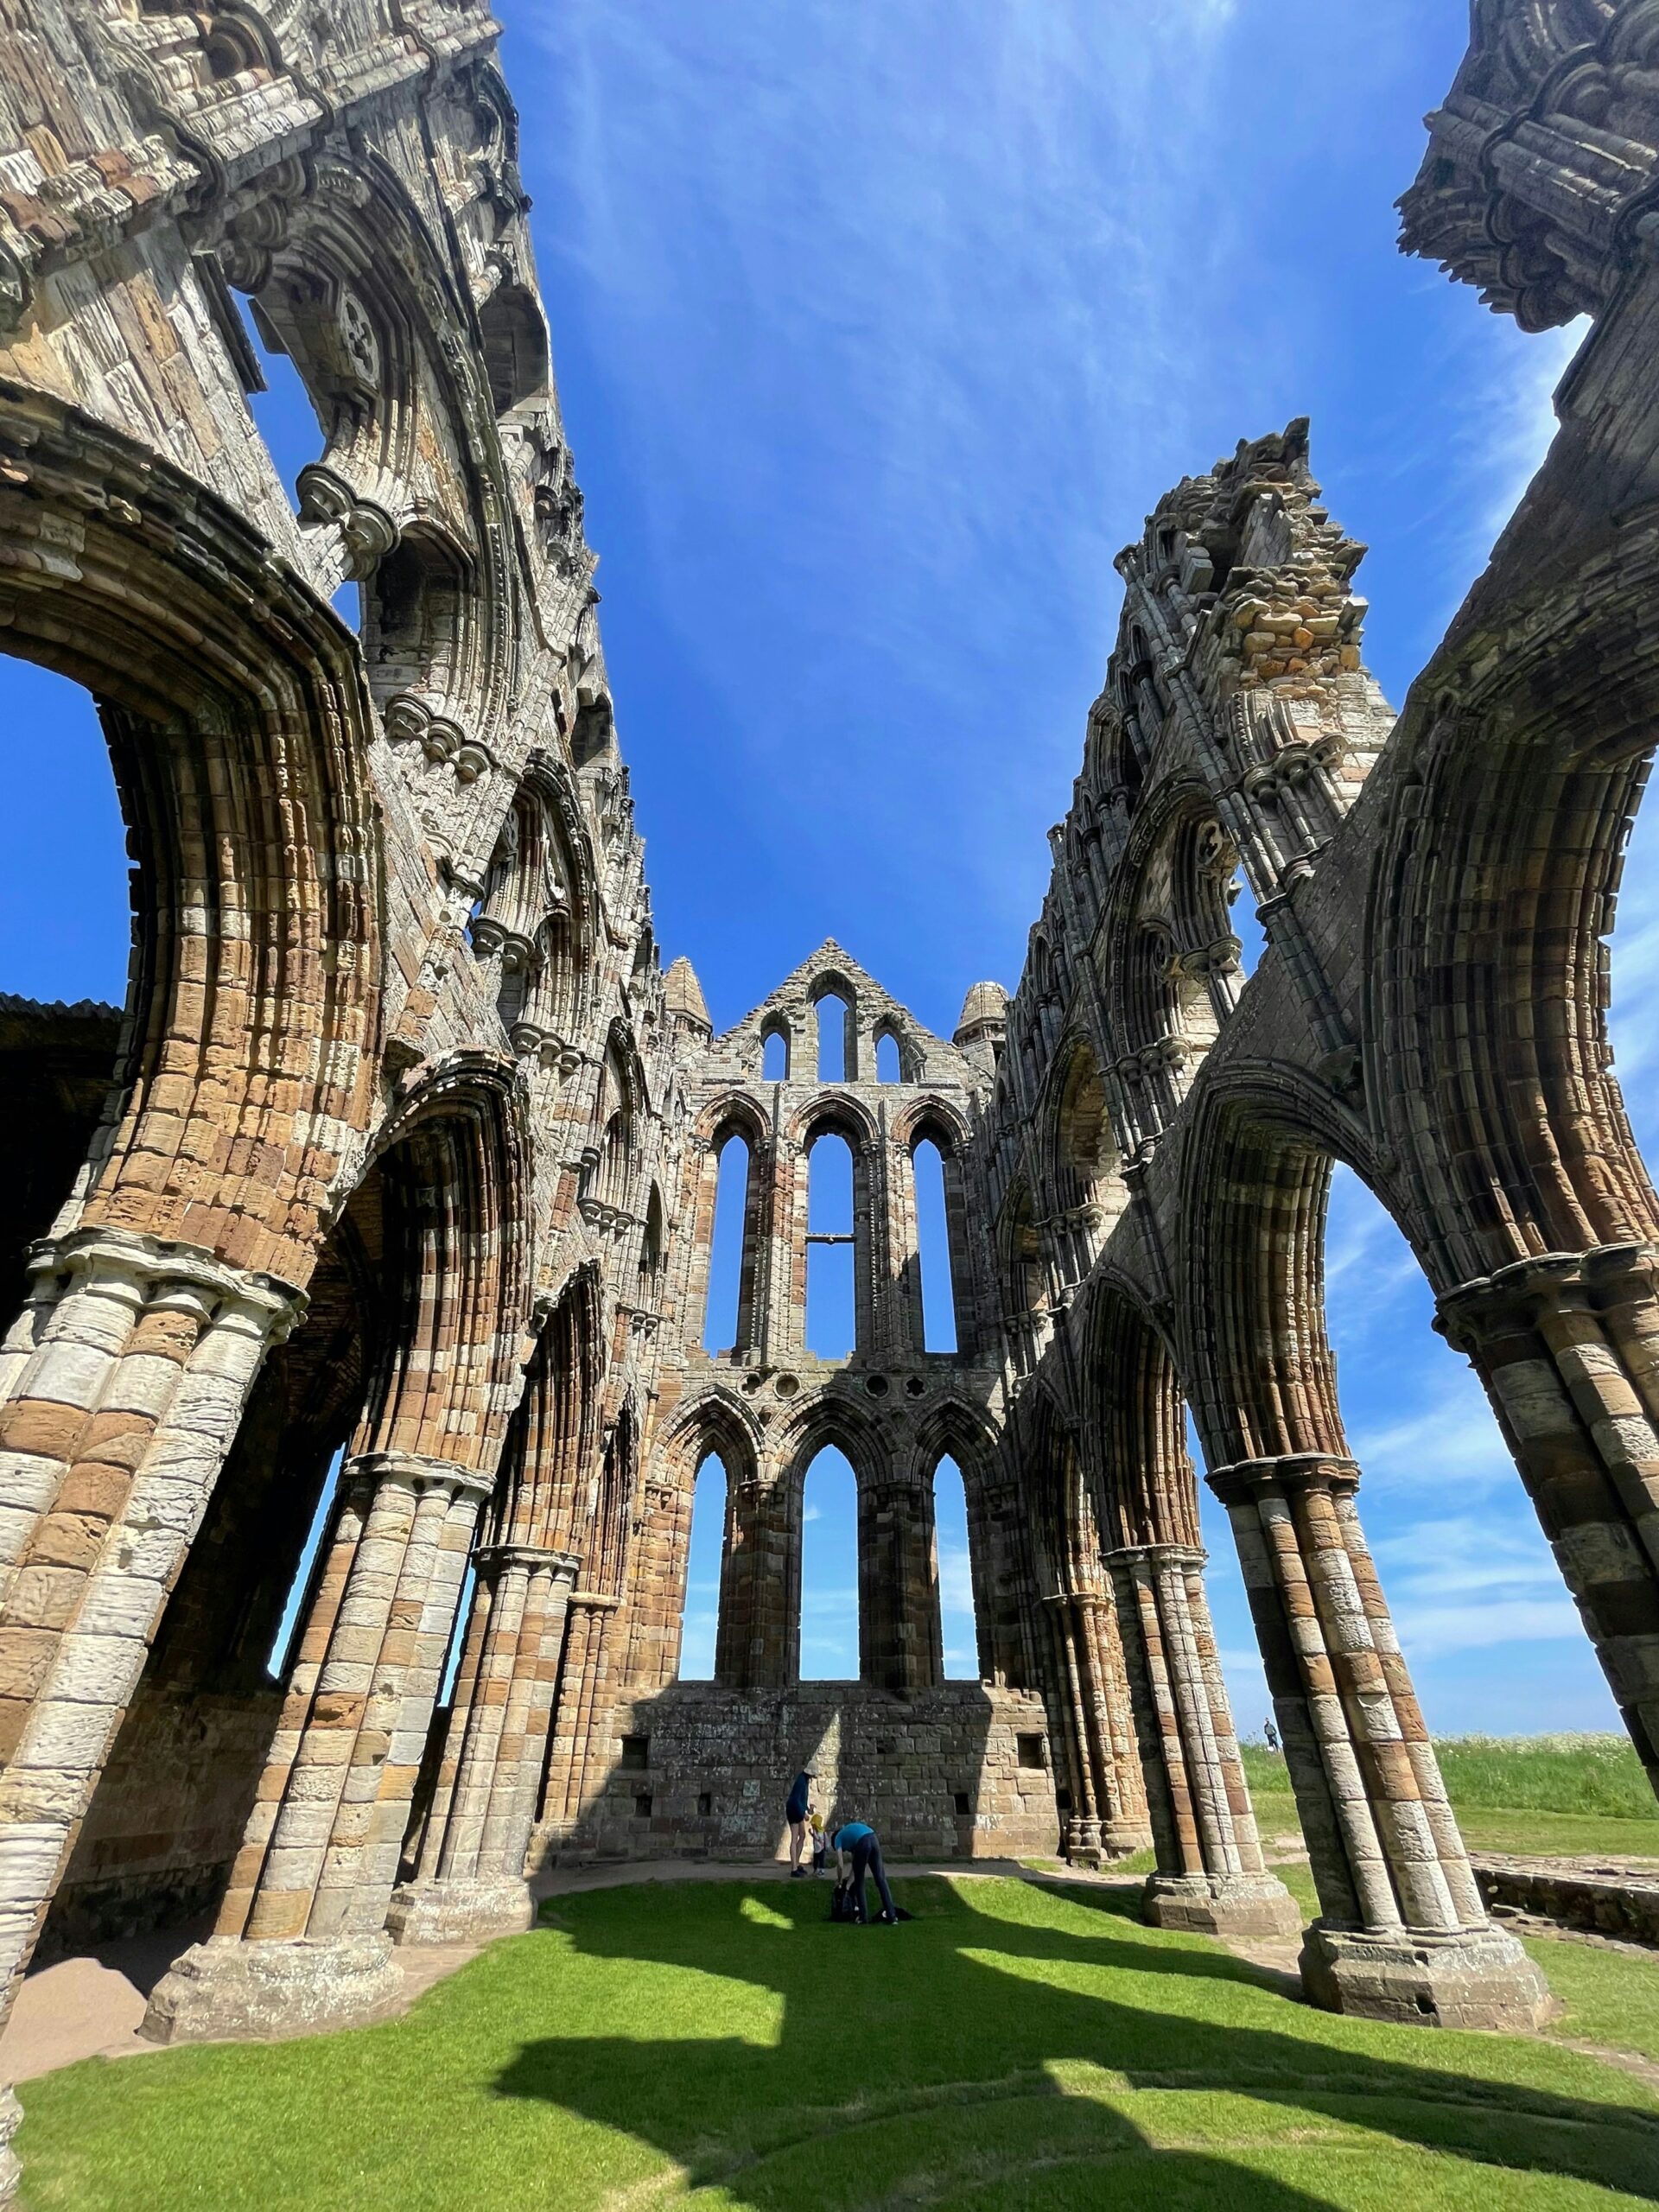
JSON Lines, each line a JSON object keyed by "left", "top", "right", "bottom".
{"left": 1300, "top": 1922, "right": 1554, "bottom": 2031}
{"left": 141, "top": 1933, "right": 404, "bottom": 2043}
{"left": 386, "top": 1878, "right": 535, "bottom": 1944}
{"left": 1143, "top": 1872, "right": 1303, "bottom": 1942}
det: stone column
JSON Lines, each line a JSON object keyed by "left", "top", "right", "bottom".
{"left": 1042, "top": 1587, "right": 1150, "bottom": 1864}
{"left": 0, "top": 1230, "right": 300, "bottom": 2205}
{"left": 1107, "top": 1543, "right": 1299, "bottom": 1938}
{"left": 1210, "top": 1451, "right": 1549, "bottom": 2026}
{"left": 1439, "top": 1246, "right": 1659, "bottom": 1792}
{"left": 721, "top": 1466, "right": 793, "bottom": 1688}
{"left": 389, "top": 1543, "right": 579, "bottom": 1941}
{"left": 880, "top": 1136, "right": 922, "bottom": 1356}
{"left": 765, "top": 1139, "right": 805, "bottom": 1365}
{"left": 537, "top": 1592, "right": 621, "bottom": 1840}
{"left": 859, "top": 1473, "right": 939, "bottom": 1691}
{"left": 141, "top": 1452, "right": 491, "bottom": 2044}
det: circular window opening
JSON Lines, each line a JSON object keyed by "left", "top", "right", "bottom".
{"left": 904, "top": 1376, "right": 925, "bottom": 1399}
{"left": 864, "top": 1375, "right": 890, "bottom": 1398}
{"left": 775, "top": 1374, "right": 800, "bottom": 1399}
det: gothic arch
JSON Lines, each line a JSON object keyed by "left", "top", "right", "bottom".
{"left": 1179, "top": 1077, "right": 1369, "bottom": 1468}
{"left": 351, "top": 1058, "right": 535, "bottom": 1478}
{"left": 479, "top": 281, "right": 551, "bottom": 417}
{"left": 1097, "top": 783, "right": 1239, "bottom": 1136}
{"left": 785, "top": 1091, "right": 880, "bottom": 1153}
{"left": 489, "top": 1262, "right": 604, "bottom": 1554}
{"left": 471, "top": 764, "right": 595, "bottom": 1058}
{"left": 588, "top": 1026, "right": 648, "bottom": 1217}
{"left": 1079, "top": 1278, "right": 1198, "bottom": 1553}
{"left": 910, "top": 1396, "right": 1008, "bottom": 1682}
{"left": 233, "top": 146, "right": 524, "bottom": 757}
{"left": 0, "top": 388, "right": 381, "bottom": 1287}
{"left": 657, "top": 1385, "right": 765, "bottom": 1488}
{"left": 696, "top": 1090, "right": 771, "bottom": 1151}
{"left": 1367, "top": 588, "right": 1659, "bottom": 1290}
{"left": 888, "top": 1093, "right": 972, "bottom": 1154}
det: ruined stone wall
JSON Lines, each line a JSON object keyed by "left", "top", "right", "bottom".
{"left": 550, "top": 1682, "right": 1059, "bottom": 1864}
{"left": 0, "top": 6, "right": 1655, "bottom": 2167}
{"left": 36, "top": 1686, "right": 279, "bottom": 1958}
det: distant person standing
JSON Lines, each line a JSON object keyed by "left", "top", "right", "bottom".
{"left": 830, "top": 1819, "right": 898, "bottom": 1925}
{"left": 1263, "top": 1716, "right": 1280, "bottom": 1753}
{"left": 785, "top": 1767, "right": 813, "bottom": 1877}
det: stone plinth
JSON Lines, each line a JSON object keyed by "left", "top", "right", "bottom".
{"left": 1143, "top": 1870, "right": 1303, "bottom": 1942}
{"left": 386, "top": 1877, "right": 535, "bottom": 1945}
{"left": 1300, "top": 1922, "right": 1554, "bottom": 2030}
{"left": 140, "top": 1934, "right": 403, "bottom": 2044}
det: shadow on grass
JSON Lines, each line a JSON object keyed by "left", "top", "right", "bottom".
{"left": 496, "top": 1876, "right": 1659, "bottom": 2208}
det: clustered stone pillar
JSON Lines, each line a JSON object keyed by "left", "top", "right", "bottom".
{"left": 1210, "top": 1451, "right": 1549, "bottom": 2026}
{"left": 389, "top": 1541, "right": 580, "bottom": 1941}
{"left": 538, "top": 1592, "right": 622, "bottom": 1838}
{"left": 1440, "top": 1248, "right": 1659, "bottom": 1792}
{"left": 0, "top": 1230, "right": 300, "bottom": 2198}
{"left": 142, "top": 1452, "right": 490, "bottom": 2043}
{"left": 1042, "top": 1585, "right": 1149, "bottom": 1864}
{"left": 1107, "top": 1543, "right": 1299, "bottom": 1937}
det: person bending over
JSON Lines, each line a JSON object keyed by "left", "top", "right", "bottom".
{"left": 830, "top": 1819, "right": 898, "bottom": 1925}
{"left": 785, "top": 1768, "right": 813, "bottom": 1877}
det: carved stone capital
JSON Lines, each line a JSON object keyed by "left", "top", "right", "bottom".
{"left": 343, "top": 1450, "right": 495, "bottom": 1503}
{"left": 1205, "top": 1451, "right": 1359, "bottom": 1508}
{"left": 26, "top": 1226, "right": 307, "bottom": 1341}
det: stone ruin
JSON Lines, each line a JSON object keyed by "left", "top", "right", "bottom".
{"left": 3, "top": 0, "right": 1659, "bottom": 2191}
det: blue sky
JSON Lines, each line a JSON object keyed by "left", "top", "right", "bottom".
{"left": 2, "top": 1, "right": 1646, "bottom": 1733}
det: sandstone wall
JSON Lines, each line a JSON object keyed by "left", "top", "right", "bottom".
{"left": 541, "top": 1682, "right": 1061, "bottom": 1864}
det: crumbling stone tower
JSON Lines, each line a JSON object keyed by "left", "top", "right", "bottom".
{"left": 1, "top": 0, "right": 1659, "bottom": 2196}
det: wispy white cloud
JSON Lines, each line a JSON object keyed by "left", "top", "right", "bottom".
{"left": 938, "top": 1541, "right": 975, "bottom": 1620}
{"left": 1351, "top": 1386, "right": 1517, "bottom": 1499}
{"left": 1473, "top": 317, "right": 1589, "bottom": 555}
{"left": 519, "top": 0, "right": 1251, "bottom": 1013}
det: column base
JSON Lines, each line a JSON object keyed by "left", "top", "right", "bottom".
{"left": 140, "top": 1933, "right": 403, "bottom": 2045}
{"left": 1300, "top": 1921, "right": 1554, "bottom": 2031}
{"left": 1102, "top": 1816, "right": 1154, "bottom": 1859}
{"left": 386, "top": 1878, "right": 536, "bottom": 1945}
{"left": 1143, "top": 1871, "right": 1303, "bottom": 1942}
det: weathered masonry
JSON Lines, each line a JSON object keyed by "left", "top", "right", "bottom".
{"left": 0, "top": 0, "right": 1656, "bottom": 2193}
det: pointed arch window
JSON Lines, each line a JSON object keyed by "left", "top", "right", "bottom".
{"left": 600, "top": 1109, "right": 632, "bottom": 1210}
{"left": 798, "top": 1446, "right": 860, "bottom": 1680}
{"left": 677, "top": 1449, "right": 731, "bottom": 1681}
{"left": 931, "top": 1455, "right": 980, "bottom": 1680}
{"left": 875, "top": 1029, "right": 903, "bottom": 1084}
{"left": 639, "top": 1186, "right": 664, "bottom": 1281}
{"left": 816, "top": 989, "right": 854, "bottom": 1082}
{"left": 806, "top": 1129, "right": 857, "bottom": 1357}
{"left": 912, "top": 1137, "right": 957, "bottom": 1352}
{"left": 704, "top": 1128, "right": 757, "bottom": 1354}
{"left": 762, "top": 1024, "right": 790, "bottom": 1082}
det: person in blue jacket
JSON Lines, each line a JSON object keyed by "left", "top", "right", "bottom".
{"left": 830, "top": 1819, "right": 898, "bottom": 1924}
{"left": 785, "top": 1767, "right": 813, "bottom": 1876}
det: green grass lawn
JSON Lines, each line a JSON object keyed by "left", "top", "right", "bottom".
{"left": 19, "top": 1875, "right": 1659, "bottom": 2211}
{"left": 1241, "top": 1736, "right": 1659, "bottom": 1864}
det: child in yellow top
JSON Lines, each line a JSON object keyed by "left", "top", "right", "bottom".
{"left": 809, "top": 1813, "right": 830, "bottom": 1876}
